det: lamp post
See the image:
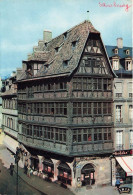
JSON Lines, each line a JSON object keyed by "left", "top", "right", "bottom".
{"left": 14, "top": 147, "right": 20, "bottom": 195}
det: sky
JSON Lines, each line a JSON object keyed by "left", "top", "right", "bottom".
{"left": 0, "top": 0, "right": 132, "bottom": 78}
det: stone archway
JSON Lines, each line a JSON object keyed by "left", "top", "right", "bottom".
{"left": 42, "top": 158, "right": 54, "bottom": 178}
{"left": 81, "top": 163, "right": 95, "bottom": 186}
{"left": 57, "top": 162, "right": 72, "bottom": 185}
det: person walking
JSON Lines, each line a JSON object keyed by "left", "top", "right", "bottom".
{"left": 27, "top": 166, "right": 31, "bottom": 177}
{"left": 10, "top": 163, "right": 14, "bottom": 176}
{"left": 115, "top": 178, "right": 120, "bottom": 189}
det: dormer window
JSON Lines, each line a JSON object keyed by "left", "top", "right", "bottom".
{"left": 33, "top": 63, "right": 42, "bottom": 75}
{"left": 63, "top": 32, "right": 68, "bottom": 40}
{"left": 63, "top": 60, "right": 69, "bottom": 68}
{"left": 112, "top": 59, "right": 119, "bottom": 70}
{"left": 72, "top": 41, "right": 77, "bottom": 50}
{"left": 126, "top": 50, "right": 130, "bottom": 55}
{"left": 44, "top": 42, "right": 48, "bottom": 47}
{"left": 55, "top": 47, "right": 59, "bottom": 53}
{"left": 114, "top": 48, "right": 118, "bottom": 54}
{"left": 125, "top": 60, "right": 132, "bottom": 71}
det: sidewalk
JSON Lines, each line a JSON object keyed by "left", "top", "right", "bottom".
{"left": 14, "top": 165, "right": 74, "bottom": 195}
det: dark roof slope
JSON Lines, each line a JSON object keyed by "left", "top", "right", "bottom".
{"left": 105, "top": 46, "right": 132, "bottom": 59}
{"left": 18, "top": 20, "right": 100, "bottom": 81}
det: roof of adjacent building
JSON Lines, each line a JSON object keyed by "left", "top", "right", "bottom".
{"left": 18, "top": 20, "right": 101, "bottom": 81}
{"left": 105, "top": 46, "right": 132, "bottom": 59}
{"left": 105, "top": 45, "right": 133, "bottom": 77}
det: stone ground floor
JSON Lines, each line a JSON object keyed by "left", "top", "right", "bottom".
{"left": 16, "top": 144, "right": 112, "bottom": 188}
{"left": 1, "top": 132, "right": 132, "bottom": 195}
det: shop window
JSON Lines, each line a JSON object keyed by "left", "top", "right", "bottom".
{"left": 116, "top": 105, "right": 122, "bottom": 122}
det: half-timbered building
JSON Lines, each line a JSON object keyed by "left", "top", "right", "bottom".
{"left": 17, "top": 20, "right": 115, "bottom": 187}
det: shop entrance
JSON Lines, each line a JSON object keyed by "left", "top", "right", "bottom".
{"left": 30, "top": 156, "right": 39, "bottom": 171}
{"left": 43, "top": 158, "right": 54, "bottom": 178}
{"left": 57, "top": 162, "right": 72, "bottom": 185}
{"left": 81, "top": 164, "right": 95, "bottom": 186}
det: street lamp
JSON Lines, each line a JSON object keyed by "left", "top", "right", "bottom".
{"left": 14, "top": 147, "right": 20, "bottom": 195}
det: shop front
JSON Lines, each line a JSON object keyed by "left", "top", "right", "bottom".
{"left": 81, "top": 163, "right": 95, "bottom": 186}
{"left": 43, "top": 158, "right": 54, "bottom": 178}
{"left": 111, "top": 149, "right": 133, "bottom": 185}
{"left": 57, "top": 162, "right": 72, "bottom": 185}
{"left": 30, "top": 156, "right": 39, "bottom": 171}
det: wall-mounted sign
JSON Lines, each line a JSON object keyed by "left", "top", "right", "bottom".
{"left": 113, "top": 149, "right": 133, "bottom": 156}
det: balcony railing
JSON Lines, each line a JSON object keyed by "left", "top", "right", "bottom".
{"left": 116, "top": 93, "right": 122, "bottom": 98}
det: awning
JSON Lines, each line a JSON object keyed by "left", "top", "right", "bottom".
{"left": 3, "top": 135, "right": 19, "bottom": 154}
{"left": 116, "top": 156, "right": 133, "bottom": 176}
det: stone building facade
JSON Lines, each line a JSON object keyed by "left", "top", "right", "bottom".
{"left": 106, "top": 39, "right": 133, "bottom": 185}
{"left": 17, "top": 20, "right": 116, "bottom": 187}
{"left": 1, "top": 70, "right": 22, "bottom": 153}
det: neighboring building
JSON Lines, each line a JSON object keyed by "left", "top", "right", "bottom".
{"left": 0, "top": 78, "right": 3, "bottom": 131}
{"left": 1, "top": 69, "right": 22, "bottom": 153}
{"left": 17, "top": 20, "right": 115, "bottom": 187}
{"left": 106, "top": 38, "right": 133, "bottom": 185}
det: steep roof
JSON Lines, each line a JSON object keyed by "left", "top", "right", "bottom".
{"left": 18, "top": 20, "right": 100, "bottom": 81}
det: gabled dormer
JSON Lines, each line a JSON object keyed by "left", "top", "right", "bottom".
{"left": 125, "top": 49, "right": 130, "bottom": 55}
{"left": 125, "top": 57, "right": 132, "bottom": 71}
{"left": 113, "top": 48, "right": 118, "bottom": 55}
{"left": 111, "top": 56, "right": 119, "bottom": 70}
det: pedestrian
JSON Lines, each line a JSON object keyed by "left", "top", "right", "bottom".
{"left": 24, "top": 161, "right": 28, "bottom": 174}
{"left": 115, "top": 178, "right": 120, "bottom": 189}
{"left": 27, "top": 166, "right": 31, "bottom": 177}
{"left": 10, "top": 163, "right": 14, "bottom": 176}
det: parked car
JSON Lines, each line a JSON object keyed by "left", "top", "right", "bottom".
{"left": 118, "top": 183, "right": 132, "bottom": 194}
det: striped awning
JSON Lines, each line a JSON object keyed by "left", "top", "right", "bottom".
{"left": 116, "top": 156, "right": 133, "bottom": 176}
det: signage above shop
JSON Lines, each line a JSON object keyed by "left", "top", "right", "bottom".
{"left": 113, "top": 149, "right": 133, "bottom": 156}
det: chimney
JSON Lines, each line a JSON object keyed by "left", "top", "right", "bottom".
{"left": 43, "top": 30, "right": 52, "bottom": 43}
{"left": 16, "top": 68, "right": 22, "bottom": 80}
{"left": 117, "top": 38, "right": 123, "bottom": 48}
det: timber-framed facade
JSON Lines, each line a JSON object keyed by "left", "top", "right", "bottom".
{"left": 17, "top": 20, "right": 115, "bottom": 187}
